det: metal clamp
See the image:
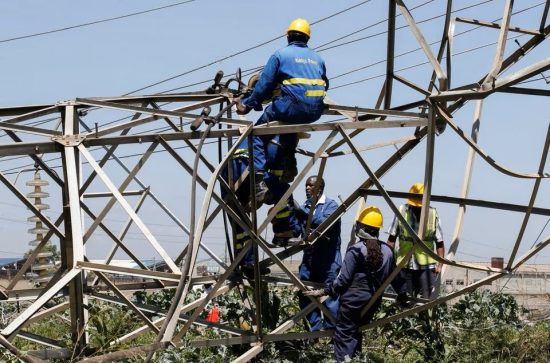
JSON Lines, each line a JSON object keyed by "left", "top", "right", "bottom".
{"left": 52, "top": 134, "right": 86, "bottom": 146}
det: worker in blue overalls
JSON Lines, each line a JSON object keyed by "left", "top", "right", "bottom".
{"left": 296, "top": 175, "right": 341, "bottom": 331}
{"left": 221, "top": 134, "right": 302, "bottom": 277}
{"left": 235, "top": 18, "right": 328, "bottom": 246}
{"left": 304, "top": 206, "right": 397, "bottom": 362}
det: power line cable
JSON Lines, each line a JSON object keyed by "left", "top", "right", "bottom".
{"left": 0, "top": 0, "right": 197, "bottom": 45}
{"left": 1, "top": 2, "right": 544, "bottom": 173}
{"left": 314, "top": 0, "right": 436, "bottom": 51}
{"left": 145, "top": 0, "right": 432, "bottom": 95}
{"left": 325, "top": 0, "right": 543, "bottom": 81}
{"left": 0, "top": 0, "right": 495, "bottom": 130}
{"left": 331, "top": 33, "right": 526, "bottom": 89}
{"left": 130, "top": 0, "right": 503, "bottom": 95}
{"left": 143, "top": 0, "right": 541, "bottom": 96}
{"left": 123, "top": 0, "right": 373, "bottom": 95}
{"left": 0, "top": 30, "right": 532, "bottom": 174}
{"left": 317, "top": 0, "right": 497, "bottom": 53}
{"left": 498, "top": 216, "right": 550, "bottom": 292}
{"left": 0, "top": 2, "right": 380, "bottom": 154}
{"left": 530, "top": 218, "right": 550, "bottom": 250}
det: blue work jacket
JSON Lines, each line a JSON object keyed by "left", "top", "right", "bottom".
{"left": 300, "top": 196, "right": 341, "bottom": 269}
{"left": 243, "top": 41, "right": 328, "bottom": 110}
{"left": 327, "top": 239, "right": 394, "bottom": 303}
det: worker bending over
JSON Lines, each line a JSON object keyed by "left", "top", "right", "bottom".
{"left": 235, "top": 18, "right": 329, "bottom": 211}
{"left": 305, "top": 206, "right": 396, "bottom": 362}
{"left": 296, "top": 175, "right": 341, "bottom": 331}
{"left": 387, "top": 182, "right": 445, "bottom": 299}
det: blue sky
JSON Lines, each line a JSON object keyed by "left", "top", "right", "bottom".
{"left": 0, "top": 0, "right": 548, "bottom": 266}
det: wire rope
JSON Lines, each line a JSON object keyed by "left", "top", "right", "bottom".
{"left": 0, "top": 0, "right": 197, "bottom": 45}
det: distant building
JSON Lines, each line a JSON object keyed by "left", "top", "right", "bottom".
{"left": 196, "top": 264, "right": 220, "bottom": 276}
{"left": 443, "top": 261, "right": 550, "bottom": 312}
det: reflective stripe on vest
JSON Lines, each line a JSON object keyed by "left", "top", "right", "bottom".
{"left": 396, "top": 205, "right": 437, "bottom": 266}
{"left": 232, "top": 148, "right": 249, "bottom": 159}
{"left": 275, "top": 209, "right": 292, "bottom": 219}
{"left": 271, "top": 169, "right": 284, "bottom": 177}
{"left": 282, "top": 78, "right": 326, "bottom": 98}
{"left": 282, "top": 78, "right": 326, "bottom": 87}
{"left": 235, "top": 232, "right": 251, "bottom": 251}
{"left": 304, "top": 90, "right": 326, "bottom": 97}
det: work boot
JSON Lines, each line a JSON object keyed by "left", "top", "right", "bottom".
{"left": 254, "top": 172, "right": 271, "bottom": 204}
{"left": 272, "top": 231, "right": 302, "bottom": 247}
{"left": 246, "top": 172, "right": 272, "bottom": 211}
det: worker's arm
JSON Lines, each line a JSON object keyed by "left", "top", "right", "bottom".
{"left": 435, "top": 241, "right": 445, "bottom": 274}
{"left": 242, "top": 53, "right": 280, "bottom": 111}
{"left": 386, "top": 213, "right": 400, "bottom": 251}
{"left": 434, "top": 214, "right": 445, "bottom": 274}
{"left": 321, "top": 60, "right": 329, "bottom": 91}
{"left": 326, "top": 245, "right": 359, "bottom": 297}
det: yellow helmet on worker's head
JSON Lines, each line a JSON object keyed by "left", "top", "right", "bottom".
{"left": 357, "top": 206, "right": 383, "bottom": 229}
{"left": 407, "top": 182, "right": 424, "bottom": 207}
{"left": 287, "top": 18, "right": 311, "bottom": 38}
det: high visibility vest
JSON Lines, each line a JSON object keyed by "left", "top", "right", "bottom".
{"left": 396, "top": 205, "right": 437, "bottom": 266}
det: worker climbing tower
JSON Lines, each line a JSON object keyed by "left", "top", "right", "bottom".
{"left": 0, "top": 1, "right": 548, "bottom": 362}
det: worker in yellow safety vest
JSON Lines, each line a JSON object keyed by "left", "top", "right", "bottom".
{"left": 387, "top": 183, "right": 445, "bottom": 299}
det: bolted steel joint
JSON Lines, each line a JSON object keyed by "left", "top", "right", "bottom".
{"left": 52, "top": 134, "right": 86, "bottom": 146}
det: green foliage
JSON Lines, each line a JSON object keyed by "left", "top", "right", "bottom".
{"left": 133, "top": 288, "right": 176, "bottom": 311}
{"left": 379, "top": 302, "right": 448, "bottom": 362}
{"left": 12, "top": 311, "right": 71, "bottom": 352}
{"left": 3, "top": 285, "right": 550, "bottom": 363}
{"left": 0, "top": 348, "right": 21, "bottom": 363}
{"left": 87, "top": 301, "right": 138, "bottom": 351}
{"left": 443, "top": 290, "right": 531, "bottom": 363}
{"left": 373, "top": 290, "right": 530, "bottom": 363}
{"left": 450, "top": 289, "right": 526, "bottom": 329}
{"left": 510, "top": 320, "right": 550, "bottom": 362}
{"left": 24, "top": 242, "right": 60, "bottom": 261}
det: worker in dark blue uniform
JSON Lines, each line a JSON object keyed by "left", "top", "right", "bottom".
{"left": 221, "top": 152, "right": 255, "bottom": 274}
{"left": 235, "top": 19, "right": 329, "bottom": 246}
{"left": 296, "top": 175, "right": 341, "bottom": 331}
{"left": 221, "top": 134, "right": 302, "bottom": 277}
{"left": 304, "top": 206, "right": 396, "bottom": 362}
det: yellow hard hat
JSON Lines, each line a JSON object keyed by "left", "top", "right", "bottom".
{"left": 407, "top": 182, "right": 424, "bottom": 207}
{"left": 357, "top": 205, "right": 383, "bottom": 229}
{"left": 287, "top": 18, "right": 311, "bottom": 38}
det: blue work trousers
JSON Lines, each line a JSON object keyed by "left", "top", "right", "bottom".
{"left": 221, "top": 157, "right": 254, "bottom": 266}
{"left": 251, "top": 97, "right": 323, "bottom": 174}
{"left": 263, "top": 133, "right": 301, "bottom": 237}
{"left": 333, "top": 289, "right": 381, "bottom": 362}
{"left": 264, "top": 174, "right": 301, "bottom": 237}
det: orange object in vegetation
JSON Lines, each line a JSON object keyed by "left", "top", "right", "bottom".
{"left": 206, "top": 305, "right": 220, "bottom": 324}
